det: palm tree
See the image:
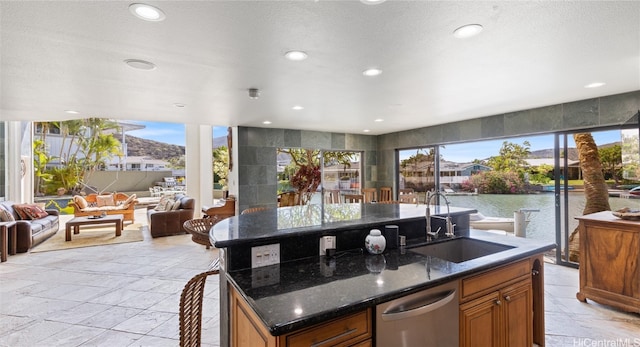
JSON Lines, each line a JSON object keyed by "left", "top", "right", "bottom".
{"left": 568, "top": 133, "right": 611, "bottom": 262}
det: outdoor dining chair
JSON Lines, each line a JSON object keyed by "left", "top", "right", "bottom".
{"left": 362, "top": 188, "right": 377, "bottom": 203}
{"left": 343, "top": 194, "right": 364, "bottom": 203}
{"left": 379, "top": 187, "right": 392, "bottom": 202}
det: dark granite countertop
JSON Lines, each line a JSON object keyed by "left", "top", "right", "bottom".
{"left": 227, "top": 230, "right": 555, "bottom": 336}
{"left": 212, "top": 203, "right": 475, "bottom": 248}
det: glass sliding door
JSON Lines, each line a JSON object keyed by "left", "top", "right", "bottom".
{"left": 556, "top": 129, "right": 640, "bottom": 267}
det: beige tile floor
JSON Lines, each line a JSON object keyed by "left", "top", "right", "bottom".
{"left": 1, "top": 209, "right": 639, "bottom": 346}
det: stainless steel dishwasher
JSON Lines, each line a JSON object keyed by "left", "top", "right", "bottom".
{"left": 376, "top": 280, "right": 459, "bottom": 346}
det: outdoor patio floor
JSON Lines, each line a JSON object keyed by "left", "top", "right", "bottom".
{"left": 0, "top": 209, "right": 639, "bottom": 346}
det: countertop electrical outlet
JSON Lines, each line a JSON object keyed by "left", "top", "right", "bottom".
{"left": 251, "top": 243, "right": 280, "bottom": 268}
{"left": 319, "top": 236, "right": 336, "bottom": 255}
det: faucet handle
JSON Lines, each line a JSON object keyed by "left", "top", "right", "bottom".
{"left": 445, "top": 220, "right": 456, "bottom": 237}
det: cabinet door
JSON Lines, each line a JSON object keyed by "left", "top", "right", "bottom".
{"left": 460, "top": 291, "right": 502, "bottom": 347}
{"left": 231, "top": 288, "right": 277, "bottom": 347}
{"left": 503, "top": 281, "right": 533, "bottom": 347}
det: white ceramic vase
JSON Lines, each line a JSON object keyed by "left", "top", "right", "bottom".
{"left": 365, "top": 229, "right": 386, "bottom": 254}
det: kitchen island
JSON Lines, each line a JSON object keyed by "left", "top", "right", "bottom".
{"left": 211, "top": 203, "right": 555, "bottom": 346}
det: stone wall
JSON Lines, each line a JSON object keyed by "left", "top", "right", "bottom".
{"left": 237, "top": 128, "right": 376, "bottom": 212}
{"left": 376, "top": 90, "right": 640, "bottom": 191}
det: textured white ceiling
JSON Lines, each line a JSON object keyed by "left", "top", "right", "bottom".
{"left": 1, "top": 1, "right": 639, "bottom": 135}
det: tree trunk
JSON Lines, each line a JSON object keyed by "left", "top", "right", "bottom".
{"left": 568, "top": 133, "right": 611, "bottom": 262}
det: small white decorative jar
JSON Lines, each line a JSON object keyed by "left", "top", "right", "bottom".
{"left": 365, "top": 229, "right": 386, "bottom": 255}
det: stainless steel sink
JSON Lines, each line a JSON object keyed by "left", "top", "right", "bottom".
{"left": 409, "top": 238, "right": 514, "bottom": 263}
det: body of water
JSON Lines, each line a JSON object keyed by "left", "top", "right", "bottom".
{"left": 446, "top": 193, "right": 640, "bottom": 243}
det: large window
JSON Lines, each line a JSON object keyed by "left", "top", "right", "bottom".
{"left": 397, "top": 127, "right": 640, "bottom": 267}
{"left": 398, "top": 147, "right": 437, "bottom": 202}
{"left": 277, "top": 148, "right": 361, "bottom": 205}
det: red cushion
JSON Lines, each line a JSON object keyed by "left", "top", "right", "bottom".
{"left": 12, "top": 204, "right": 49, "bottom": 220}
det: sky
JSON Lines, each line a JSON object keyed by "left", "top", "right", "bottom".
{"left": 125, "top": 121, "right": 228, "bottom": 146}
{"left": 126, "top": 120, "right": 623, "bottom": 162}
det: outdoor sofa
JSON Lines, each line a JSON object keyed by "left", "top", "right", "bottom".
{"left": 0, "top": 201, "right": 60, "bottom": 253}
{"left": 70, "top": 192, "right": 138, "bottom": 223}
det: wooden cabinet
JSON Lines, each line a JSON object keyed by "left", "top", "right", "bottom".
{"left": 230, "top": 285, "right": 372, "bottom": 347}
{"left": 460, "top": 259, "right": 538, "bottom": 347}
{"left": 575, "top": 212, "right": 640, "bottom": 313}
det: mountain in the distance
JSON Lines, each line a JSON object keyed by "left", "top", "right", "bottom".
{"left": 118, "top": 135, "right": 184, "bottom": 160}
{"left": 118, "top": 135, "right": 228, "bottom": 160}
{"left": 528, "top": 142, "right": 620, "bottom": 161}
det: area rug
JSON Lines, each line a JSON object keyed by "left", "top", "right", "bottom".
{"left": 31, "top": 223, "right": 144, "bottom": 252}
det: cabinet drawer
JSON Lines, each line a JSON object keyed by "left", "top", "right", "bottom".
{"left": 461, "top": 259, "right": 530, "bottom": 301}
{"left": 283, "top": 309, "right": 371, "bottom": 347}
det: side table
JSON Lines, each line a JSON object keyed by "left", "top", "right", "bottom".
{"left": 0, "top": 221, "right": 17, "bottom": 262}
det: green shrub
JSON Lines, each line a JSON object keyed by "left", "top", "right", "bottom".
{"left": 464, "top": 171, "right": 526, "bottom": 194}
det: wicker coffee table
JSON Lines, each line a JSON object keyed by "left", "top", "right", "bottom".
{"left": 65, "top": 214, "right": 124, "bottom": 241}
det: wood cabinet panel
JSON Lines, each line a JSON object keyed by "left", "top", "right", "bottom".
{"left": 350, "top": 340, "right": 372, "bottom": 347}
{"left": 461, "top": 266, "right": 534, "bottom": 347}
{"left": 460, "top": 291, "right": 501, "bottom": 347}
{"left": 503, "top": 281, "right": 533, "bottom": 347}
{"left": 283, "top": 309, "right": 371, "bottom": 347}
{"left": 461, "top": 259, "right": 530, "bottom": 301}
{"left": 576, "top": 212, "right": 640, "bottom": 313}
{"left": 231, "top": 288, "right": 276, "bottom": 347}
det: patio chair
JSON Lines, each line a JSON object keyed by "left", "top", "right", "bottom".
{"left": 179, "top": 270, "right": 219, "bottom": 347}
{"left": 278, "top": 191, "right": 299, "bottom": 207}
{"left": 380, "top": 187, "right": 392, "bottom": 202}
{"left": 324, "top": 189, "right": 340, "bottom": 204}
{"left": 343, "top": 194, "right": 363, "bottom": 203}
{"left": 362, "top": 188, "right": 377, "bottom": 203}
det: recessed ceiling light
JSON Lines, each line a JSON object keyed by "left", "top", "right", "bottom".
{"left": 360, "top": 0, "right": 386, "bottom": 4}
{"left": 292, "top": 105, "right": 304, "bottom": 110}
{"left": 64, "top": 110, "right": 79, "bottom": 114}
{"left": 173, "top": 103, "right": 186, "bottom": 108}
{"left": 584, "top": 82, "right": 606, "bottom": 88}
{"left": 453, "top": 24, "right": 483, "bottom": 39}
{"left": 129, "top": 3, "right": 166, "bottom": 22}
{"left": 263, "top": 121, "right": 272, "bottom": 125}
{"left": 284, "top": 51, "right": 308, "bottom": 61}
{"left": 374, "top": 118, "right": 384, "bottom": 122}
{"left": 363, "top": 129, "right": 371, "bottom": 133}
{"left": 363, "top": 68, "right": 382, "bottom": 77}
{"left": 124, "top": 59, "right": 156, "bottom": 70}
{"left": 248, "top": 88, "right": 260, "bottom": 99}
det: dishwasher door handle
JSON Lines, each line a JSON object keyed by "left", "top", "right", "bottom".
{"left": 381, "top": 290, "right": 456, "bottom": 321}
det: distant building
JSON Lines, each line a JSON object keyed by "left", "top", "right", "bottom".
{"left": 439, "top": 161, "right": 492, "bottom": 187}
{"left": 105, "top": 156, "right": 171, "bottom": 172}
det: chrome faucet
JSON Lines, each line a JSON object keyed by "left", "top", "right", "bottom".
{"left": 425, "top": 190, "right": 455, "bottom": 240}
